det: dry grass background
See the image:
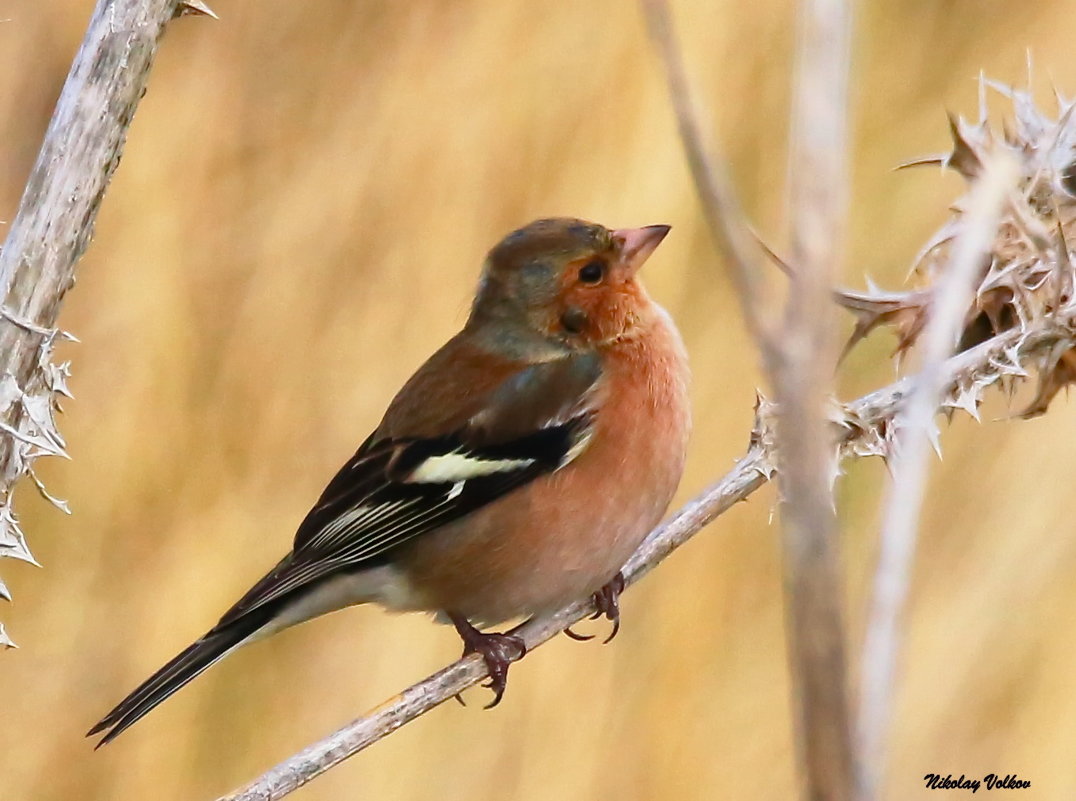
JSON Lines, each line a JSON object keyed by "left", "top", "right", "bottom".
{"left": 2, "top": 1, "right": 1076, "bottom": 799}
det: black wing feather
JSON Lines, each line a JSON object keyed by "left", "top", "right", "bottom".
{"left": 215, "top": 416, "right": 590, "bottom": 626}
{"left": 88, "top": 598, "right": 281, "bottom": 746}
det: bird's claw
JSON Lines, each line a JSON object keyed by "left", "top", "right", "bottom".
{"left": 450, "top": 614, "right": 526, "bottom": 709}
{"left": 468, "top": 633, "right": 526, "bottom": 708}
{"left": 563, "top": 572, "right": 625, "bottom": 644}
{"left": 592, "top": 572, "right": 624, "bottom": 643}
{"left": 563, "top": 626, "right": 594, "bottom": 641}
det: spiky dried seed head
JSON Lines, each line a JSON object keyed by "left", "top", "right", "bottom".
{"left": 838, "top": 75, "right": 1076, "bottom": 416}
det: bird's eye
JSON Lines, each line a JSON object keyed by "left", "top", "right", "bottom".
{"left": 578, "top": 260, "right": 604, "bottom": 284}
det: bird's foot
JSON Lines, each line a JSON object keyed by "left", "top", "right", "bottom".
{"left": 449, "top": 614, "right": 527, "bottom": 709}
{"left": 564, "top": 571, "right": 625, "bottom": 644}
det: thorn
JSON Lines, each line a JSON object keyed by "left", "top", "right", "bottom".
{"left": 0, "top": 507, "right": 41, "bottom": 567}
{"left": 27, "top": 466, "right": 70, "bottom": 514}
{"left": 0, "top": 307, "right": 52, "bottom": 337}
{"left": 754, "top": 233, "right": 793, "bottom": 277}
{"left": 945, "top": 112, "right": 983, "bottom": 178}
{"left": 175, "top": 0, "right": 218, "bottom": 19}
{"left": 908, "top": 220, "right": 960, "bottom": 280}
{"left": 893, "top": 154, "right": 948, "bottom": 172}
{"left": 1053, "top": 209, "right": 1072, "bottom": 311}
{"left": 925, "top": 419, "right": 943, "bottom": 460}
{"left": 945, "top": 384, "right": 982, "bottom": 422}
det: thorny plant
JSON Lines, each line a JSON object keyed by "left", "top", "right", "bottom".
{"left": 754, "top": 77, "right": 1076, "bottom": 469}
{"left": 0, "top": 327, "right": 74, "bottom": 649}
{"left": 844, "top": 78, "right": 1076, "bottom": 421}
{"left": 0, "top": 0, "right": 216, "bottom": 650}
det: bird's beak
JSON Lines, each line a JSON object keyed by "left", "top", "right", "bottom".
{"left": 613, "top": 224, "right": 671, "bottom": 275}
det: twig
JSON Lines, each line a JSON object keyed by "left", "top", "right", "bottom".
{"left": 214, "top": 319, "right": 1072, "bottom": 801}
{"left": 640, "top": 0, "right": 778, "bottom": 359}
{"left": 776, "top": 1, "right": 858, "bottom": 800}
{"left": 0, "top": 0, "right": 198, "bottom": 646}
{"left": 216, "top": 449, "right": 768, "bottom": 801}
{"left": 857, "top": 153, "right": 1019, "bottom": 792}
{"left": 644, "top": 1, "right": 858, "bottom": 797}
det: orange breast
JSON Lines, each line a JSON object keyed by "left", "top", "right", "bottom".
{"left": 396, "top": 307, "right": 690, "bottom": 626}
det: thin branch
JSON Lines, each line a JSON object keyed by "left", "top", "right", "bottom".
{"left": 0, "top": 0, "right": 195, "bottom": 645}
{"left": 776, "top": 1, "right": 858, "bottom": 799}
{"left": 640, "top": 0, "right": 778, "bottom": 359}
{"left": 216, "top": 450, "right": 768, "bottom": 801}
{"left": 857, "top": 152, "right": 1019, "bottom": 791}
{"left": 214, "top": 319, "right": 1072, "bottom": 801}
{"left": 644, "top": 1, "right": 858, "bottom": 797}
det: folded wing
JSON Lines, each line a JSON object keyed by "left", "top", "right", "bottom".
{"left": 214, "top": 350, "right": 603, "bottom": 627}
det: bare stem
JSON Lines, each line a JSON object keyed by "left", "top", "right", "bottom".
{"left": 640, "top": 0, "right": 778, "bottom": 358}
{"left": 776, "top": 1, "right": 858, "bottom": 799}
{"left": 213, "top": 319, "right": 1073, "bottom": 801}
{"left": 857, "top": 153, "right": 1019, "bottom": 792}
{"left": 0, "top": 0, "right": 191, "bottom": 646}
{"left": 644, "top": 1, "right": 858, "bottom": 797}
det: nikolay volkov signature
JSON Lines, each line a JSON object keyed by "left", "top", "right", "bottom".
{"left": 924, "top": 774, "right": 1030, "bottom": 792}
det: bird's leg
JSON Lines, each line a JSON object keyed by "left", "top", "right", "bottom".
{"left": 449, "top": 613, "right": 527, "bottom": 709}
{"left": 564, "top": 571, "right": 626, "bottom": 644}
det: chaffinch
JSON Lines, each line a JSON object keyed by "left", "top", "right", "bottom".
{"left": 89, "top": 217, "right": 691, "bottom": 745}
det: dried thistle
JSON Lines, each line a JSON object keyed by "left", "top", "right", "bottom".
{"left": 841, "top": 76, "right": 1076, "bottom": 416}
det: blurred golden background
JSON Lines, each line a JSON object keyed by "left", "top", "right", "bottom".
{"left": 2, "top": 1, "right": 1075, "bottom": 799}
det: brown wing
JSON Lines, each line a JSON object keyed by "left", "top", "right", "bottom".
{"left": 212, "top": 343, "right": 602, "bottom": 627}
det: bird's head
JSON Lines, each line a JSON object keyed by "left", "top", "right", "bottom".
{"left": 470, "top": 217, "right": 670, "bottom": 350}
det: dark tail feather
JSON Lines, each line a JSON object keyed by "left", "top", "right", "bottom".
{"left": 88, "top": 610, "right": 271, "bottom": 747}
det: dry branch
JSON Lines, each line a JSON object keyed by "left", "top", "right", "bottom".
{"left": 857, "top": 152, "right": 1017, "bottom": 792}
{"left": 645, "top": 0, "right": 859, "bottom": 797}
{"left": 0, "top": 0, "right": 193, "bottom": 647}
{"left": 640, "top": 0, "right": 777, "bottom": 358}
{"left": 216, "top": 316, "right": 1073, "bottom": 801}
{"left": 849, "top": 76, "right": 1076, "bottom": 792}
{"left": 775, "top": 0, "right": 858, "bottom": 798}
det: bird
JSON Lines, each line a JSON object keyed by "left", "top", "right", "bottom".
{"left": 88, "top": 217, "right": 691, "bottom": 746}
